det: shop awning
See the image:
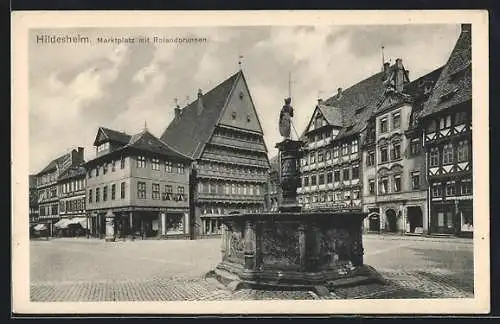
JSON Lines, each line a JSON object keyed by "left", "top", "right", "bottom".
{"left": 67, "top": 217, "right": 88, "bottom": 229}
{"left": 33, "top": 224, "right": 47, "bottom": 231}
{"left": 54, "top": 218, "right": 71, "bottom": 229}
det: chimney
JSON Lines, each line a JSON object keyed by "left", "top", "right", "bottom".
{"left": 395, "top": 58, "right": 405, "bottom": 93}
{"left": 461, "top": 24, "right": 471, "bottom": 33}
{"left": 71, "top": 147, "right": 84, "bottom": 165}
{"left": 337, "top": 88, "right": 342, "bottom": 99}
{"left": 317, "top": 98, "right": 323, "bottom": 105}
{"left": 174, "top": 99, "right": 181, "bottom": 120}
{"left": 197, "top": 89, "right": 204, "bottom": 114}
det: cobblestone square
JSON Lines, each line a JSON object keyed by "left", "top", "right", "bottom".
{"left": 30, "top": 234, "right": 474, "bottom": 301}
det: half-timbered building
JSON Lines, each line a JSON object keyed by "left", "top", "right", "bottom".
{"left": 418, "top": 24, "right": 473, "bottom": 237}
{"left": 161, "top": 70, "right": 270, "bottom": 238}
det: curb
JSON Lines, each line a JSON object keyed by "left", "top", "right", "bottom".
{"left": 363, "top": 233, "right": 473, "bottom": 244}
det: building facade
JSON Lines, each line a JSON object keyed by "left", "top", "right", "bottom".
{"left": 362, "top": 60, "right": 443, "bottom": 234}
{"left": 161, "top": 70, "right": 270, "bottom": 238}
{"left": 297, "top": 66, "right": 393, "bottom": 211}
{"left": 35, "top": 147, "right": 84, "bottom": 235}
{"left": 85, "top": 127, "right": 192, "bottom": 240}
{"left": 54, "top": 166, "right": 87, "bottom": 236}
{"left": 419, "top": 24, "right": 473, "bottom": 237}
{"left": 29, "top": 175, "right": 39, "bottom": 225}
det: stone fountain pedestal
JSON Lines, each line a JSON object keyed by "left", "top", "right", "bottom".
{"left": 206, "top": 139, "right": 386, "bottom": 297}
{"left": 206, "top": 211, "right": 385, "bottom": 296}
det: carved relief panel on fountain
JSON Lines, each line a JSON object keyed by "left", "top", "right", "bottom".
{"left": 261, "top": 221, "right": 301, "bottom": 268}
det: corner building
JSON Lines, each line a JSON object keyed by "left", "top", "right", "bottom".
{"left": 85, "top": 127, "right": 192, "bottom": 239}
{"left": 362, "top": 61, "right": 443, "bottom": 234}
{"left": 161, "top": 70, "right": 270, "bottom": 238}
{"left": 419, "top": 24, "right": 473, "bottom": 237}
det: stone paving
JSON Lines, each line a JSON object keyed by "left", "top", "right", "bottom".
{"left": 30, "top": 235, "right": 474, "bottom": 301}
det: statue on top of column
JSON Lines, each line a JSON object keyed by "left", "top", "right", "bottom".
{"left": 279, "top": 97, "right": 294, "bottom": 139}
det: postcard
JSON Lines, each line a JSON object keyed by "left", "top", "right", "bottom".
{"left": 12, "top": 10, "right": 489, "bottom": 314}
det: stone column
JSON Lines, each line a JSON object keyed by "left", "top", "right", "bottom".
{"left": 307, "top": 223, "right": 321, "bottom": 271}
{"left": 184, "top": 212, "right": 189, "bottom": 235}
{"left": 220, "top": 222, "right": 227, "bottom": 260}
{"left": 129, "top": 211, "right": 133, "bottom": 237}
{"left": 243, "top": 220, "right": 256, "bottom": 270}
{"left": 161, "top": 212, "right": 166, "bottom": 236}
{"left": 105, "top": 211, "right": 115, "bottom": 242}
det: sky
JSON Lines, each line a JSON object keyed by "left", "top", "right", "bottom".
{"left": 29, "top": 24, "right": 461, "bottom": 174}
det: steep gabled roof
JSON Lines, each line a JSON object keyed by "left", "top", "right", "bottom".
{"left": 323, "top": 71, "right": 387, "bottom": 140}
{"left": 37, "top": 152, "right": 71, "bottom": 175}
{"left": 318, "top": 104, "right": 343, "bottom": 127}
{"left": 421, "top": 25, "right": 471, "bottom": 117}
{"left": 94, "top": 127, "right": 131, "bottom": 146}
{"left": 160, "top": 71, "right": 242, "bottom": 159}
{"left": 59, "top": 165, "right": 86, "bottom": 181}
{"left": 127, "top": 129, "right": 190, "bottom": 160}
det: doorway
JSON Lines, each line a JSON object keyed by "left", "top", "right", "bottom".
{"left": 407, "top": 206, "right": 424, "bottom": 233}
{"left": 385, "top": 209, "right": 398, "bottom": 233}
{"left": 368, "top": 208, "right": 380, "bottom": 232}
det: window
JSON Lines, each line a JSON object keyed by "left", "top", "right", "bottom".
{"left": 393, "top": 175, "right": 401, "bottom": 192}
{"left": 443, "top": 144, "right": 454, "bottom": 165}
{"left": 380, "top": 177, "right": 389, "bottom": 194}
{"left": 411, "top": 171, "right": 420, "bottom": 190}
{"left": 310, "top": 153, "right": 316, "bottom": 164}
{"left": 352, "top": 165, "right": 359, "bottom": 180}
{"left": 120, "top": 182, "right": 125, "bottom": 199}
{"left": 317, "top": 151, "right": 324, "bottom": 162}
{"left": 343, "top": 168, "right": 350, "bottom": 181}
{"left": 165, "top": 184, "right": 173, "bottom": 193}
{"left": 341, "top": 143, "right": 349, "bottom": 155}
{"left": 325, "top": 150, "right": 331, "bottom": 161}
{"left": 327, "top": 172, "right": 333, "bottom": 183}
{"left": 369, "top": 180, "right": 375, "bottom": 195}
{"left": 210, "top": 182, "right": 217, "bottom": 194}
{"left": 103, "top": 163, "right": 108, "bottom": 175}
{"left": 461, "top": 179, "right": 472, "bottom": 195}
{"left": 432, "top": 184, "right": 442, "bottom": 197}
{"left": 455, "top": 111, "right": 467, "bottom": 125}
{"left": 88, "top": 189, "right": 93, "bottom": 203}
{"left": 311, "top": 175, "right": 317, "bottom": 186}
{"left": 392, "top": 112, "right": 401, "bottom": 129}
{"left": 351, "top": 139, "right": 358, "bottom": 153}
{"left": 137, "top": 156, "right": 146, "bottom": 168}
{"left": 165, "top": 161, "right": 173, "bottom": 172}
{"left": 430, "top": 147, "right": 440, "bottom": 166}
{"left": 149, "top": 183, "right": 159, "bottom": 200}
{"left": 318, "top": 174, "right": 325, "bottom": 185}
{"left": 137, "top": 182, "right": 146, "bottom": 199}
{"left": 427, "top": 120, "right": 437, "bottom": 132}
{"left": 96, "top": 188, "right": 100, "bottom": 202}
{"left": 51, "top": 204, "right": 58, "bottom": 215}
{"left": 334, "top": 170, "right": 340, "bottom": 182}
{"left": 152, "top": 158, "right": 160, "bottom": 171}
{"left": 410, "top": 138, "right": 421, "bottom": 156}
{"left": 391, "top": 142, "right": 401, "bottom": 160}
{"left": 177, "top": 163, "right": 185, "bottom": 174}
{"left": 446, "top": 181, "right": 456, "bottom": 196}
{"left": 352, "top": 190, "right": 360, "bottom": 199}
{"left": 231, "top": 183, "right": 237, "bottom": 195}
{"left": 103, "top": 186, "right": 108, "bottom": 201}
{"left": 111, "top": 161, "right": 116, "bottom": 172}
{"left": 120, "top": 157, "right": 125, "bottom": 169}
{"left": 380, "top": 146, "right": 388, "bottom": 163}
{"left": 440, "top": 115, "right": 452, "bottom": 129}
{"left": 380, "top": 117, "right": 388, "bottom": 133}
{"left": 333, "top": 146, "right": 339, "bottom": 158}
{"left": 367, "top": 151, "right": 375, "bottom": 166}
{"left": 111, "top": 184, "right": 116, "bottom": 200}
{"left": 304, "top": 176, "right": 309, "bottom": 187}
{"left": 457, "top": 140, "right": 470, "bottom": 162}
{"left": 334, "top": 191, "right": 342, "bottom": 201}
{"left": 301, "top": 157, "right": 308, "bottom": 166}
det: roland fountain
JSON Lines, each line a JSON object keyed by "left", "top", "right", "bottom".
{"left": 206, "top": 97, "right": 385, "bottom": 297}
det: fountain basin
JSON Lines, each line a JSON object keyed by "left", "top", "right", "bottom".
{"left": 207, "top": 210, "right": 387, "bottom": 296}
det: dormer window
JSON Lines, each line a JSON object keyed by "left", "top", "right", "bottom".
{"left": 97, "top": 142, "right": 110, "bottom": 153}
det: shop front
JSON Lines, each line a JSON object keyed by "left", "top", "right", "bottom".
{"left": 429, "top": 199, "right": 472, "bottom": 237}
